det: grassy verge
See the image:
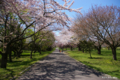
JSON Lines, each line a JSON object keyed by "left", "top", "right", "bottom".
{"left": 0, "top": 49, "right": 55, "bottom": 80}
{"left": 66, "top": 49, "right": 120, "bottom": 79}
{"left": 59, "top": 47, "right": 78, "bottom": 51}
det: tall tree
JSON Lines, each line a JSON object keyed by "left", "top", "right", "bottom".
{"left": 56, "top": 29, "right": 76, "bottom": 51}
{"left": 72, "top": 5, "right": 120, "bottom": 60}
{"left": 0, "top": 0, "right": 82, "bottom": 68}
{"left": 86, "top": 5, "right": 120, "bottom": 60}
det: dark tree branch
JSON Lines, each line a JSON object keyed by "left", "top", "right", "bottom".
{"left": 8, "top": 21, "right": 55, "bottom": 45}
{"left": 4, "top": 13, "right": 9, "bottom": 36}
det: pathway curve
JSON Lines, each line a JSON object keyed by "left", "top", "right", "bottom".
{"left": 17, "top": 48, "right": 118, "bottom": 80}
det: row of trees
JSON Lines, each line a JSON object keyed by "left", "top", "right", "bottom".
{"left": 71, "top": 5, "right": 120, "bottom": 60}
{"left": 0, "top": 0, "right": 82, "bottom": 68}
{"left": 56, "top": 29, "right": 95, "bottom": 58}
{"left": 25, "top": 29, "right": 55, "bottom": 59}
{"left": 56, "top": 5, "right": 120, "bottom": 60}
{"left": 8, "top": 29, "right": 55, "bottom": 61}
{"left": 55, "top": 29, "right": 77, "bottom": 51}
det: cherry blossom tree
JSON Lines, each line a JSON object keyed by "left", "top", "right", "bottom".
{"left": 71, "top": 16, "right": 93, "bottom": 52}
{"left": 56, "top": 29, "right": 76, "bottom": 51}
{"left": 72, "top": 5, "right": 120, "bottom": 60}
{"left": 0, "top": 0, "right": 82, "bottom": 68}
{"left": 86, "top": 5, "right": 120, "bottom": 60}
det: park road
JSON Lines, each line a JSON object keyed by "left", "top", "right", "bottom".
{"left": 17, "top": 48, "right": 118, "bottom": 80}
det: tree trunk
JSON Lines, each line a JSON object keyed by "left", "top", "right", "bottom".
{"left": 108, "top": 47, "right": 110, "bottom": 50}
{"left": 1, "top": 53, "right": 8, "bottom": 68}
{"left": 17, "top": 51, "right": 21, "bottom": 58}
{"left": 89, "top": 49, "right": 92, "bottom": 58}
{"left": 34, "top": 50, "right": 36, "bottom": 55}
{"left": 97, "top": 46, "right": 101, "bottom": 55}
{"left": 78, "top": 46, "right": 81, "bottom": 51}
{"left": 39, "top": 47, "right": 41, "bottom": 54}
{"left": 71, "top": 46, "right": 72, "bottom": 51}
{"left": 9, "top": 49, "right": 12, "bottom": 62}
{"left": 82, "top": 49, "right": 84, "bottom": 53}
{"left": 18, "top": 49, "right": 23, "bottom": 58}
{"left": 39, "top": 50, "right": 41, "bottom": 54}
{"left": 16, "top": 51, "right": 21, "bottom": 58}
{"left": 89, "top": 52, "right": 92, "bottom": 58}
{"left": 97, "top": 49, "right": 101, "bottom": 55}
{"left": 1, "top": 45, "right": 10, "bottom": 68}
{"left": 30, "top": 50, "right": 33, "bottom": 59}
{"left": 13, "top": 50, "right": 17, "bottom": 58}
{"left": 111, "top": 47, "right": 117, "bottom": 60}
{"left": 38, "top": 49, "right": 41, "bottom": 54}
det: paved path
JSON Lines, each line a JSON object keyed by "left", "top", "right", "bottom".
{"left": 17, "top": 48, "right": 118, "bottom": 80}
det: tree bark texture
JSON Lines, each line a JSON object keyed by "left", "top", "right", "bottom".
{"left": 97, "top": 46, "right": 101, "bottom": 55}
{"left": 71, "top": 47, "right": 73, "bottom": 51}
{"left": 30, "top": 50, "right": 33, "bottom": 59}
{"left": 1, "top": 53, "right": 8, "bottom": 68}
{"left": 111, "top": 47, "right": 117, "bottom": 60}
{"left": 78, "top": 46, "right": 81, "bottom": 51}
{"left": 9, "top": 48, "right": 12, "bottom": 62}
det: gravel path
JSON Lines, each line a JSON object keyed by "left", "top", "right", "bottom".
{"left": 17, "top": 48, "right": 118, "bottom": 80}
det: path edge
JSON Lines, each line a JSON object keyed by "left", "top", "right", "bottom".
{"left": 63, "top": 52, "right": 119, "bottom": 80}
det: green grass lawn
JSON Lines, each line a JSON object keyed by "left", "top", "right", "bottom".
{"left": 66, "top": 49, "right": 120, "bottom": 79}
{"left": 0, "top": 49, "right": 55, "bottom": 80}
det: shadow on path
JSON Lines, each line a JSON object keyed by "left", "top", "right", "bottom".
{"left": 17, "top": 48, "right": 117, "bottom": 80}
